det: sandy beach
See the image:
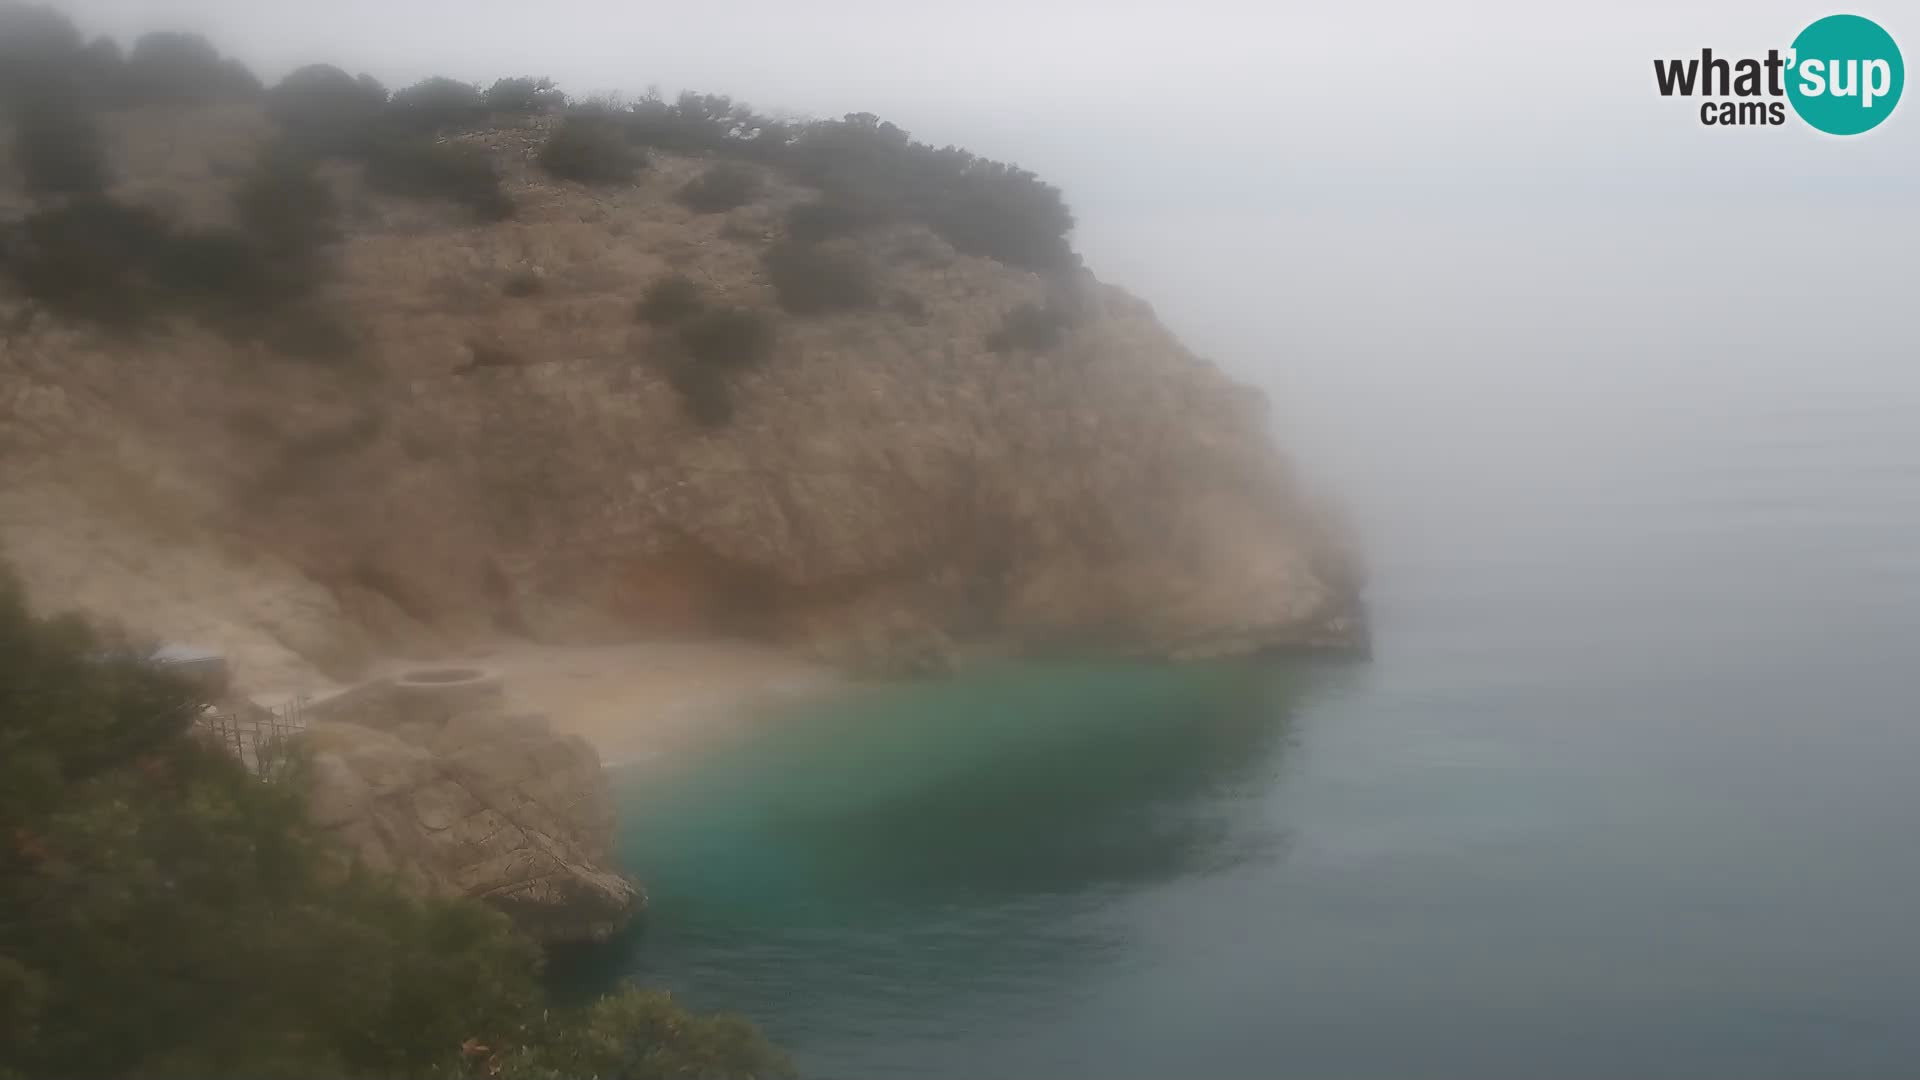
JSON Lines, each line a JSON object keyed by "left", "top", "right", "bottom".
{"left": 482, "top": 639, "right": 841, "bottom": 765}
{"left": 255, "top": 638, "right": 840, "bottom": 767}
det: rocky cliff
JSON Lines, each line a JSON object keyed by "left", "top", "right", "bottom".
{"left": 0, "top": 103, "right": 1364, "bottom": 690}
{"left": 299, "top": 667, "right": 641, "bottom": 944}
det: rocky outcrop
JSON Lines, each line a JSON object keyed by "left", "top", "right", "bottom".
{"left": 0, "top": 105, "right": 1365, "bottom": 689}
{"left": 299, "top": 669, "right": 642, "bottom": 943}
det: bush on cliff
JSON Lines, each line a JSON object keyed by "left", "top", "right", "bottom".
{"left": 233, "top": 145, "right": 340, "bottom": 259}
{"left": 986, "top": 300, "right": 1073, "bottom": 353}
{"left": 0, "top": 3, "right": 84, "bottom": 102}
{"left": 539, "top": 114, "right": 645, "bottom": 185}
{"left": 363, "top": 137, "right": 514, "bottom": 220}
{"left": 637, "top": 272, "right": 704, "bottom": 326}
{"left": 267, "top": 64, "right": 389, "bottom": 156}
{"left": 0, "top": 572, "right": 791, "bottom": 1080}
{"left": 679, "top": 306, "right": 773, "bottom": 369}
{"left": 8, "top": 92, "right": 111, "bottom": 196}
{"left": 764, "top": 241, "right": 875, "bottom": 315}
{"left": 1, "top": 199, "right": 175, "bottom": 327}
{"left": 484, "top": 75, "right": 565, "bottom": 115}
{"left": 677, "top": 161, "right": 761, "bottom": 213}
{"left": 389, "top": 75, "right": 485, "bottom": 133}
{"left": 122, "top": 30, "right": 259, "bottom": 104}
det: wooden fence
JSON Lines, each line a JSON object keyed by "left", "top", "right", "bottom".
{"left": 196, "top": 695, "right": 310, "bottom": 779}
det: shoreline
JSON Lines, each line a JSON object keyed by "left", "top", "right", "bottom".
{"left": 470, "top": 638, "right": 840, "bottom": 766}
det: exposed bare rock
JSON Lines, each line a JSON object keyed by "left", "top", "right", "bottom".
{"left": 0, "top": 105, "right": 1365, "bottom": 690}
{"left": 299, "top": 670, "right": 642, "bottom": 944}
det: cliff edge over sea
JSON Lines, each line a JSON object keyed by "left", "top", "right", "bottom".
{"left": 0, "top": 38, "right": 1364, "bottom": 692}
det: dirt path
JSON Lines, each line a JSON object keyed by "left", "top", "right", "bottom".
{"left": 252, "top": 638, "right": 840, "bottom": 767}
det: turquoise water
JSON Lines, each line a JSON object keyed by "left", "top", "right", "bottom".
{"left": 559, "top": 207, "right": 1920, "bottom": 1077}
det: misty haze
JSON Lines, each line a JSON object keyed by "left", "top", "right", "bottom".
{"left": 2, "top": 2, "right": 1916, "bottom": 1078}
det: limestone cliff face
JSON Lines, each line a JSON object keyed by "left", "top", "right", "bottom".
{"left": 300, "top": 670, "right": 641, "bottom": 944}
{"left": 0, "top": 106, "right": 1364, "bottom": 688}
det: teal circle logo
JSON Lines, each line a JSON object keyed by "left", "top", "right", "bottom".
{"left": 1787, "top": 14, "right": 1904, "bottom": 134}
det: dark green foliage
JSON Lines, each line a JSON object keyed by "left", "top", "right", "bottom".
{"left": 363, "top": 137, "right": 513, "bottom": 220}
{"left": 623, "top": 91, "right": 775, "bottom": 155}
{"left": 8, "top": 92, "right": 110, "bottom": 196}
{"left": 1, "top": 199, "right": 175, "bottom": 327}
{"left": 607, "top": 96, "right": 1075, "bottom": 269}
{"left": 488, "top": 985, "right": 794, "bottom": 1080}
{"left": 665, "top": 306, "right": 773, "bottom": 426}
{"left": 70, "top": 36, "right": 124, "bottom": 103}
{"left": 0, "top": 3, "right": 83, "bottom": 102}
{"left": 266, "top": 64, "right": 389, "bottom": 156}
{"left": 233, "top": 146, "right": 339, "bottom": 258}
{"left": 764, "top": 241, "right": 875, "bottom": 315}
{"left": 390, "top": 75, "right": 483, "bottom": 133}
{"left": 538, "top": 114, "right": 645, "bottom": 184}
{"left": 784, "top": 198, "right": 876, "bottom": 244}
{"left": 0, "top": 574, "right": 539, "bottom": 1079}
{"left": 986, "top": 300, "right": 1073, "bottom": 353}
{"left": 668, "top": 362, "right": 735, "bottom": 427}
{"left": 123, "top": 31, "right": 259, "bottom": 104}
{"left": 483, "top": 76, "right": 565, "bottom": 114}
{"left": 678, "top": 306, "right": 773, "bottom": 368}
{"left": 0, "top": 577, "right": 790, "bottom": 1079}
{"left": 636, "top": 272, "right": 703, "bottom": 325}
{"left": 677, "top": 161, "right": 760, "bottom": 213}
{"left": 785, "top": 113, "right": 1075, "bottom": 270}
{"left": 0, "top": 184, "right": 323, "bottom": 338}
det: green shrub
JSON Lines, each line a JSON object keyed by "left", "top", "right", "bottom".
{"left": 625, "top": 91, "right": 741, "bottom": 154}
{"left": 1, "top": 199, "right": 173, "bottom": 327}
{"left": 71, "top": 35, "right": 124, "bottom": 103}
{"left": 665, "top": 306, "right": 769, "bottom": 425}
{"left": 1, "top": 192, "right": 319, "bottom": 337}
{"left": 8, "top": 92, "right": 109, "bottom": 196}
{"left": 363, "top": 137, "right": 513, "bottom": 220}
{"left": 986, "top": 300, "right": 1072, "bottom": 353}
{"left": 636, "top": 273, "right": 703, "bottom": 325}
{"left": 267, "top": 64, "right": 388, "bottom": 156}
{"left": 123, "top": 31, "right": 258, "bottom": 103}
{"left": 0, "top": 3, "right": 83, "bottom": 102}
{"left": 677, "top": 161, "right": 760, "bottom": 213}
{"left": 764, "top": 241, "right": 874, "bottom": 315}
{"left": 678, "top": 305, "right": 773, "bottom": 368}
{"left": 538, "top": 114, "right": 645, "bottom": 184}
{"left": 490, "top": 985, "right": 795, "bottom": 1080}
{"left": 153, "top": 227, "right": 281, "bottom": 305}
{"left": 233, "top": 146, "right": 338, "bottom": 257}
{"left": 0, "top": 574, "right": 792, "bottom": 1079}
{"left": 389, "top": 75, "right": 483, "bottom": 133}
{"left": 784, "top": 198, "right": 877, "bottom": 244}
{"left": 783, "top": 113, "right": 1076, "bottom": 270}
{"left": 668, "top": 362, "right": 735, "bottom": 427}
{"left": 483, "top": 76, "right": 564, "bottom": 114}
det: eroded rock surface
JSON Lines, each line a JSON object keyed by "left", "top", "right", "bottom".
{"left": 299, "top": 673, "right": 641, "bottom": 943}
{"left": 0, "top": 105, "right": 1366, "bottom": 688}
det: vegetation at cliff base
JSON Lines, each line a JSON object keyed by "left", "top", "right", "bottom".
{"left": 0, "top": 572, "right": 791, "bottom": 1080}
